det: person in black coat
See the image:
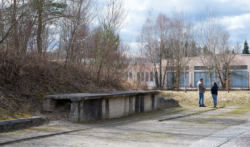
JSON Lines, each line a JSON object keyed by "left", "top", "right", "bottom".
{"left": 211, "top": 82, "right": 218, "bottom": 107}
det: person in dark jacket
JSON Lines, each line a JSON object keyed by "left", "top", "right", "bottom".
{"left": 211, "top": 82, "right": 218, "bottom": 107}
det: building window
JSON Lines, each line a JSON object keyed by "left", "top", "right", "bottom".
{"left": 166, "top": 66, "right": 189, "bottom": 71}
{"left": 150, "top": 72, "right": 153, "bottom": 81}
{"left": 146, "top": 72, "right": 149, "bottom": 82}
{"left": 129, "top": 72, "right": 132, "bottom": 79}
{"left": 225, "top": 65, "right": 248, "bottom": 70}
{"left": 137, "top": 72, "right": 140, "bottom": 81}
{"left": 194, "top": 66, "right": 207, "bottom": 70}
{"left": 141, "top": 72, "right": 144, "bottom": 81}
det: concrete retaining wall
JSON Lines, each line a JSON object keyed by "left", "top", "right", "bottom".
{"left": 69, "top": 95, "right": 158, "bottom": 123}
{"left": 0, "top": 116, "right": 47, "bottom": 133}
{"left": 44, "top": 91, "right": 179, "bottom": 123}
{"left": 157, "top": 97, "right": 180, "bottom": 109}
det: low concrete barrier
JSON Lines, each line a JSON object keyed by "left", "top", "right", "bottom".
{"left": 157, "top": 97, "right": 179, "bottom": 109}
{"left": 44, "top": 91, "right": 179, "bottom": 123}
{"left": 0, "top": 116, "right": 47, "bottom": 133}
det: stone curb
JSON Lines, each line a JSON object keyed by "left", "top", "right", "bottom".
{"left": 0, "top": 116, "right": 47, "bottom": 133}
{"left": 158, "top": 106, "right": 225, "bottom": 121}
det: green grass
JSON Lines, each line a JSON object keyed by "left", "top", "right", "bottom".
{"left": 228, "top": 103, "right": 250, "bottom": 114}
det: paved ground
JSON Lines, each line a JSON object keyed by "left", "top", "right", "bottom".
{"left": 0, "top": 106, "right": 250, "bottom": 147}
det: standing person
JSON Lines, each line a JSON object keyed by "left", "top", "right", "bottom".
{"left": 197, "top": 78, "right": 206, "bottom": 107}
{"left": 211, "top": 82, "right": 218, "bottom": 107}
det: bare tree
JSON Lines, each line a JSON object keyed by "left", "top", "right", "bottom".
{"left": 93, "top": 0, "right": 128, "bottom": 81}
{"left": 216, "top": 31, "right": 241, "bottom": 92}
{"left": 196, "top": 6, "right": 226, "bottom": 88}
{"left": 138, "top": 10, "right": 195, "bottom": 90}
{"left": 61, "top": 0, "right": 96, "bottom": 68}
{"left": 137, "top": 10, "right": 164, "bottom": 89}
{"left": 155, "top": 11, "right": 194, "bottom": 91}
{"left": 99, "top": 0, "right": 128, "bottom": 31}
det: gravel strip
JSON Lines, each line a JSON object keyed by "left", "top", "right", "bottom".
{"left": 189, "top": 118, "right": 250, "bottom": 147}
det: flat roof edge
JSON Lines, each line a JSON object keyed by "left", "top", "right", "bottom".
{"left": 45, "top": 91, "right": 160, "bottom": 101}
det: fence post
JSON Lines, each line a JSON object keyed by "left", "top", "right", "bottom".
{"left": 248, "top": 72, "right": 249, "bottom": 90}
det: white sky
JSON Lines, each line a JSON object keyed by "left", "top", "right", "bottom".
{"left": 119, "top": 0, "right": 250, "bottom": 52}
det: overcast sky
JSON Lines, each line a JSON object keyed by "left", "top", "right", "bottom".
{"left": 120, "top": 0, "right": 250, "bottom": 51}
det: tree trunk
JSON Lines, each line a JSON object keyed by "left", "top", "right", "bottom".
{"left": 209, "top": 72, "right": 212, "bottom": 88}
{"left": 37, "top": 0, "right": 43, "bottom": 58}
{"left": 13, "top": 0, "right": 19, "bottom": 53}
{"left": 159, "top": 58, "right": 162, "bottom": 89}
{"left": 184, "top": 68, "right": 187, "bottom": 93}
{"left": 227, "top": 69, "right": 230, "bottom": 93}
{"left": 217, "top": 69, "right": 225, "bottom": 88}
{"left": 154, "top": 70, "right": 159, "bottom": 88}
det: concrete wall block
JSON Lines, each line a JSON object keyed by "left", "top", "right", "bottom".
{"left": 140, "top": 95, "right": 144, "bottom": 112}
{"left": 144, "top": 95, "right": 152, "bottom": 112}
{"left": 109, "top": 97, "right": 125, "bottom": 118}
{"left": 153, "top": 94, "right": 157, "bottom": 110}
{"left": 43, "top": 99, "right": 56, "bottom": 112}
{"left": 135, "top": 95, "right": 140, "bottom": 113}
{"left": 164, "top": 98, "right": 180, "bottom": 107}
{"left": 0, "top": 117, "right": 46, "bottom": 133}
{"left": 157, "top": 97, "right": 164, "bottom": 109}
{"left": 81, "top": 99, "right": 103, "bottom": 122}
{"left": 102, "top": 99, "right": 107, "bottom": 119}
{"left": 69, "top": 101, "right": 80, "bottom": 123}
{"left": 129, "top": 96, "right": 134, "bottom": 115}
{"left": 157, "top": 97, "right": 179, "bottom": 109}
{"left": 66, "top": 93, "right": 159, "bottom": 123}
{"left": 123, "top": 97, "right": 130, "bottom": 116}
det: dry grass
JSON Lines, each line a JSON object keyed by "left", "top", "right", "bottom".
{"left": 0, "top": 52, "right": 129, "bottom": 121}
{"left": 0, "top": 111, "right": 32, "bottom": 121}
{"left": 127, "top": 80, "right": 148, "bottom": 90}
{"left": 159, "top": 91, "right": 250, "bottom": 107}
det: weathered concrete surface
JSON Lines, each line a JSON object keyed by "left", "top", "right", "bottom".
{"left": 44, "top": 91, "right": 172, "bottom": 123}
{"left": 190, "top": 118, "right": 250, "bottom": 147}
{"left": 0, "top": 107, "right": 183, "bottom": 145}
{"left": 68, "top": 95, "right": 159, "bottom": 123}
{"left": 0, "top": 116, "right": 47, "bottom": 133}
{"left": 1, "top": 106, "right": 250, "bottom": 147}
{"left": 221, "top": 131, "right": 250, "bottom": 147}
{"left": 158, "top": 97, "right": 179, "bottom": 109}
{"left": 45, "top": 91, "right": 160, "bottom": 101}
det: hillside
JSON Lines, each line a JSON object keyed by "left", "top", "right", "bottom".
{"left": 0, "top": 57, "right": 128, "bottom": 120}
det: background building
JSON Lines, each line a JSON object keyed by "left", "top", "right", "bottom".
{"left": 127, "top": 54, "right": 250, "bottom": 89}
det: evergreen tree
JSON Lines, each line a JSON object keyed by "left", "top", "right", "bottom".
{"left": 242, "top": 40, "right": 249, "bottom": 54}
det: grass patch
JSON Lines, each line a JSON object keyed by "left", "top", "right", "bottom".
{"left": 228, "top": 103, "right": 250, "bottom": 115}
{"left": 159, "top": 91, "right": 250, "bottom": 107}
{"left": 0, "top": 111, "right": 32, "bottom": 121}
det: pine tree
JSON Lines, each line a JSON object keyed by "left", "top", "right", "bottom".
{"left": 242, "top": 40, "right": 249, "bottom": 54}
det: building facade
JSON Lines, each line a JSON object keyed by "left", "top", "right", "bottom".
{"left": 127, "top": 54, "right": 250, "bottom": 89}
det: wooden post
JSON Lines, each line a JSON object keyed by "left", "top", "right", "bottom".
{"left": 248, "top": 72, "right": 249, "bottom": 90}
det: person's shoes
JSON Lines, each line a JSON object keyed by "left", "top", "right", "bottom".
{"left": 199, "top": 105, "right": 202, "bottom": 107}
{"left": 201, "top": 105, "right": 206, "bottom": 107}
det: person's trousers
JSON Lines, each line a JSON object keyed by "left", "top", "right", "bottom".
{"left": 212, "top": 94, "right": 217, "bottom": 107}
{"left": 199, "top": 93, "right": 204, "bottom": 106}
